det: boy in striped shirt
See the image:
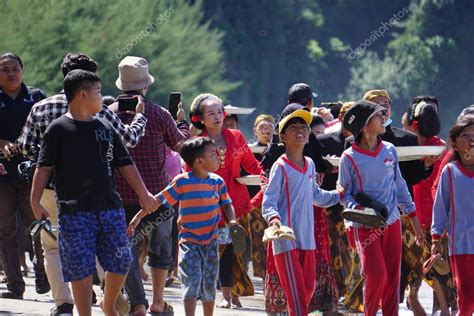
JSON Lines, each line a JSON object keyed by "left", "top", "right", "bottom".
{"left": 127, "top": 137, "right": 240, "bottom": 316}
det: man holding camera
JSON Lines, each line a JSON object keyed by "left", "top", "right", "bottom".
{"left": 0, "top": 52, "right": 49, "bottom": 300}
{"left": 16, "top": 53, "right": 148, "bottom": 315}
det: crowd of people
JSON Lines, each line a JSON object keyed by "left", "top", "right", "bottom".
{"left": 0, "top": 51, "right": 473, "bottom": 316}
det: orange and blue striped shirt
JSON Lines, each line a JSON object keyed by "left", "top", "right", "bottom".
{"left": 157, "top": 171, "right": 232, "bottom": 244}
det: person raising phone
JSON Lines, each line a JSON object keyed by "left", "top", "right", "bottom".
{"left": 111, "top": 56, "right": 190, "bottom": 315}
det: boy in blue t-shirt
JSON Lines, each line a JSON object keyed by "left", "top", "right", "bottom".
{"left": 128, "top": 137, "right": 243, "bottom": 316}
{"left": 30, "top": 70, "right": 158, "bottom": 315}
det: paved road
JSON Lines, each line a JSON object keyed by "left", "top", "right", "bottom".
{"left": 0, "top": 264, "right": 440, "bottom": 315}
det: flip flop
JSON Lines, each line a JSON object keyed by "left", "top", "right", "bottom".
{"left": 230, "top": 224, "right": 246, "bottom": 254}
{"left": 115, "top": 293, "right": 130, "bottom": 316}
{"left": 278, "top": 225, "right": 296, "bottom": 241}
{"left": 262, "top": 225, "right": 280, "bottom": 244}
{"left": 423, "top": 254, "right": 450, "bottom": 275}
{"left": 165, "top": 276, "right": 174, "bottom": 287}
{"left": 148, "top": 301, "right": 174, "bottom": 316}
{"left": 342, "top": 207, "right": 386, "bottom": 228}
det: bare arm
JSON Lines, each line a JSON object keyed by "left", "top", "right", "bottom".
{"left": 118, "top": 164, "right": 158, "bottom": 213}
{"left": 30, "top": 166, "right": 53, "bottom": 220}
{"left": 222, "top": 203, "right": 238, "bottom": 226}
{"left": 126, "top": 193, "right": 165, "bottom": 237}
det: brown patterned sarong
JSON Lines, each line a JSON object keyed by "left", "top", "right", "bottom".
{"left": 399, "top": 215, "right": 457, "bottom": 311}
{"left": 264, "top": 243, "right": 288, "bottom": 313}
{"left": 249, "top": 207, "right": 267, "bottom": 279}
{"left": 325, "top": 204, "right": 352, "bottom": 298}
{"left": 308, "top": 206, "right": 338, "bottom": 312}
{"left": 218, "top": 233, "right": 255, "bottom": 297}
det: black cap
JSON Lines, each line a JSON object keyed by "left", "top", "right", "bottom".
{"left": 280, "top": 103, "right": 305, "bottom": 121}
{"left": 343, "top": 100, "right": 386, "bottom": 137}
{"left": 288, "top": 83, "right": 318, "bottom": 104}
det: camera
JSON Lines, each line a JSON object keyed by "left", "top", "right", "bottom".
{"left": 17, "top": 160, "right": 36, "bottom": 183}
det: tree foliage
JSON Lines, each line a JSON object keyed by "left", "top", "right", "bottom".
{"left": 0, "top": 0, "right": 236, "bottom": 106}
{"left": 1, "top": 0, "right": 472, "bottom": 136}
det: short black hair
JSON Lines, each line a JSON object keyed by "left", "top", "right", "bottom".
{"left": 63, "top": 69, "right": 102, "bottom": 102}
{"left": 280, "top": 117, "right": 309, "bottom": 135}
{"left": 180, "top": 137, "right": 215, "bottom": 167}
{"left": 0, "top": 52, "right": 23, "bottom": 68}
{"left": 102, "top": 95, "right": 116, "bottom": 106}
{"left": 310, "top": 115, "right": 325, "bottom": 128}
{"left": 412, "top": 95, "right": 439, "bottom": 108}
{"left": 321, "top": 101, "right": 343, "bottom": 118}
{"left": 61, "top": 53, "right": 98, "bottom": 77}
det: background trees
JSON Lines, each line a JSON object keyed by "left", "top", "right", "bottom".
{"left": 1, "top": 0, "right": 472, "bottom": 136}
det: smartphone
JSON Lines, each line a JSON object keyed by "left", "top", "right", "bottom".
{"left": 168, "top": 92, "right": 182, "bottom": 119}
{"left": 118, "top": 97, "right": 138, "bottom": 112}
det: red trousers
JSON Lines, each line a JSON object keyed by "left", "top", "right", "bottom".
{"left": 354, "top": 220, "right": 402, "bottom": 316}
{"left": 450, "top": 254, "right": 474, "bottom": 315}
{"left": 274, "top": 249, "right": 315, "bottom": 316}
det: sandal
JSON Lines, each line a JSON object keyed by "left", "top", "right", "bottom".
{"left": 342, "top": 207, "right": 386, "bottom": 228}
{"left": 148, "top": 301, "right": 174, "bottom": 316}
{"left": 423, "top": 254, "right": 450, "bottom": 275}
{"left": 230, "top": 224, "right": 246, "bottom": 254}
{"left": 262, "top": 225, "right": 280, "bottom": 244}
{"left": 278, "top": 225, "right": 296, "bottom": 241}
{"left": 262, "top": 225, "right": 296, "bottom": 244}
{"left": 164, "top": 276, "right": 174, "bottom": 287}
{"left": 216, "top": 298, "right": 231, "bottom": 309}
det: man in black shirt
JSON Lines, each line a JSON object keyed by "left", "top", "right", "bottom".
{"left": 260, "top": 83, "right": 332, "bottom": 173}
{"left": 361, "top": 90, "right": 433, "bottom": 188}
{"left": 0, "top": 53, "right": 48, "bottom": 299}
{"left": 30, "top": 70, "right": 158, "bottom": 316}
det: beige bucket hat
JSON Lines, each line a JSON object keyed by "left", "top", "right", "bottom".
{"left": 115, "top": 56, "right": 155, "bottom": 91}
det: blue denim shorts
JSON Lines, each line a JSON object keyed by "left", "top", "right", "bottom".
{"left": 58, "top": 208, "right": 132, "bottom": 282}
{"left": 178, "top": 239, "right": 219, "bottom": 301}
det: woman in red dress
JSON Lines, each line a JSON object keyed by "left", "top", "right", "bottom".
{"left": 188, "top": 93, "right": 262, "bottom": 308}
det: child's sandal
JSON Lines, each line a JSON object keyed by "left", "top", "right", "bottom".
{"left": 278, "top": 225, "right": 296, "bottom": 241}
{"left": 262, "top": 225, "right": 280, "bottom": 244}
{"left": 230, "top": 224, "right": 246, "bottom": 254}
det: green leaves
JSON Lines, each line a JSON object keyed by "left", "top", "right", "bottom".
{"left": 0, "top": 0, "right": 235, "bottom": 108}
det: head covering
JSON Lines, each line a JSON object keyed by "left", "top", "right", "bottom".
{"left": 280, "top": 103, "right": 305, "bottom": 120}
{"left": 343, "top": 100, "right": 386, "bottom": 138}
{"left": 278, "top": 109, "right": 312, "bottom": 134}
{"left": 288, "top": 83, "right": 318, "bottom": 104}
{"left": 115, "top": 56, "right": 155, "bottom": 91}
{"left": 339, "top": 101, "right": 355, "bottom": 117}
{"left": 363, "top": 89, "right": 391, "bottom": 104}
{"left": 310, "top": 114, "right": 325, "bottom": 128}
{"left": 254, "top": 114, "right": 275, "bottom": 127}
